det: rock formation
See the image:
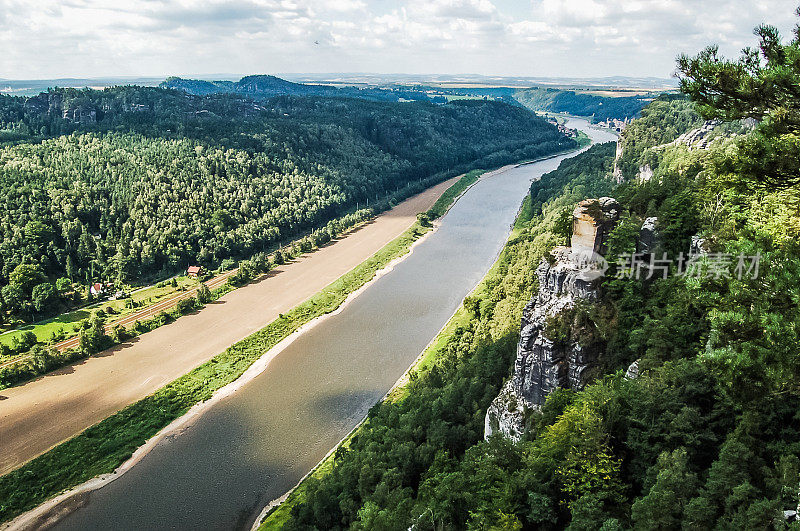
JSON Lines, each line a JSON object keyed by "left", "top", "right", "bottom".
{"left": 624, "top": 359, "right": 641, "bottom": 379}
{"left": 670, "top": 120, "right": 720, "bottom": 151}
{"left": 62, "top": 106, "right": 97, "bottom": 124}
{"left": 690, "top": 235, "right": 708, "bottom": 255}
{"left": 637, "top": 217, "right": 661, "bottom": 255}
{"left": 612, "top": 141, "right": 624, "bottom": 183}
{"left": 637, "top": 164, "right": 654, "bottom": 182}
{"left": 485, "top": 198, "right": 619, "bottom": 440}
{"left": 571, "top": 197, "right": 619, "bottom": 256}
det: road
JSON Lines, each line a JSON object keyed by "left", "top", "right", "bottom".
{"left": 0, "top": 177, "right": 458, "bottom": 476}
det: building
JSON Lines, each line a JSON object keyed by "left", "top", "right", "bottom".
{"left": 187, "top": 266, "right": 202, "bottom": 278}
{"left": 90, "top": 283, "right": 105, "bottom": 296}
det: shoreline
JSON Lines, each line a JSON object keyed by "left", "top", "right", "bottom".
{"left": 2, "top": 138, "right": 591, "bottom": 530}
{"left": 252, "top": 162, "right": 547, "bottom": 528}
{"left": 253, "top": 135, "right": 600, "bottom": 529}
{"left": 3, "top": 218, "right": 443, "bottom": 531}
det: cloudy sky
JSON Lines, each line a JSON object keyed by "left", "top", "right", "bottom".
{"left": 0, "top": 0, "right": 796, "bottom": 80}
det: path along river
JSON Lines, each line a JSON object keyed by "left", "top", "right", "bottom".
{"left": 48, "top": 119, "right": 616, "bottom": 530}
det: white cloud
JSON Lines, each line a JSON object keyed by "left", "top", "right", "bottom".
{"left": 0, "top": 0, "right": 796, "bottom": 79}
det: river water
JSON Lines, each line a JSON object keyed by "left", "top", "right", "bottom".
{"left": 51, "top": 119, "right": 616, "bottom": 530}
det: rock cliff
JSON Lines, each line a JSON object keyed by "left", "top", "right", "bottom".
{"left": 485, "top": 198, "right": 618, "bottom": 440}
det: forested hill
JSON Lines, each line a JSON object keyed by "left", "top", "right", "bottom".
{"left": 514, "top": 87, "right": 651, "bottom": 122}
{"left": 0, "top": 85, "right": 573, "bottom": 322}
{"left": 278, "top": 10, "right": 800, "bottom": 529}
{"left": 160, "top": 75, "right": 434, "bottom": 103}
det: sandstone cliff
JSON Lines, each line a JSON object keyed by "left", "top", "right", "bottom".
{"left": 485, "top": 198, "right": 619, "bottom": 440}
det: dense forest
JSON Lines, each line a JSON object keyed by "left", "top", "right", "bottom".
{"left": 279, "top": 11, "right": 800, "bottom": 529}
{"left": 0, "top": 86, "right": 573, "bottom": 323}
{"left": 515, "top": 87, "right": 651, "bottom": 123}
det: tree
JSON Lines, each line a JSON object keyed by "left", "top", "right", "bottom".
{"left": 554, "top": 207, "right": 574, "bottom": 245}
{"left": 79, "top": 312, "right": 109, "bottom": 354}
{"left": 1, "top": 283, "right": 24, "bottom": 314}
{"left": 196, "top": 283, "right": 212, "bottom": 303}
{"left": 9, "top": 263, "right": 46, "bottom": 294}
{"left": 55, "top": 277, "right": 71, "bottom": 293}
{"left": 630, "top": 448, "right": 699, "bottom": 529}
{"left": 677, "top": 7, "right": 800, "bottom": 187}
{"left": 31, "top": 283, "right": 56, "bottom": 314}
{"left": 24, "top": 221, "right": 53, "bottom": 247}
{"left": 13, "top": 331, "right": 38, "bottom": 353}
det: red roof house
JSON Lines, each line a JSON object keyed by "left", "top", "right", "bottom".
{"left": 187, "top": 266, "right": 202, "bottom": 277}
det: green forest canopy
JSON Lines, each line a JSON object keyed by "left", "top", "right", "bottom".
{"left": 0, "top": 86, "right": 573, "bottom": 322}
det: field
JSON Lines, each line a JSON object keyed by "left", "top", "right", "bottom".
{"left": 0, "top": 276, "right": 198, "bottom": 350}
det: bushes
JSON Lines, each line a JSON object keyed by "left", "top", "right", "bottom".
{"left": 175, "top": 297, "right": 198, "bottom": 315}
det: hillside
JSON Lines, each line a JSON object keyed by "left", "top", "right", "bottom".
{"left": 0, "top": 87, "right": 573, "bottom": 325}
{"left": 276, "top": 12, "right": 800, "bottom": 529}
{"left": 160, "top": 75, "right": 434, "bottom": 103}
{"left": 514, "top": 87, "right": 652, "bottom": 122}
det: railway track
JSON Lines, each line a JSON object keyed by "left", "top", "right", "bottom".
{"left": 0, "top": 268, "right": 238, "bottom": 369}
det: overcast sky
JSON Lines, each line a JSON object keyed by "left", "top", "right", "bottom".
{"left": 0, "top": 0, "right": 796, "bottom": 80}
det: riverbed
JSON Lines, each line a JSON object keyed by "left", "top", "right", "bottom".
{"left": 49, "top": 119, "right": 616, "bottom": 530}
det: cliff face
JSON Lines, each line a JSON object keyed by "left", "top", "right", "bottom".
{"left": 485, "top": 198, "right": 618, "bottom": 441}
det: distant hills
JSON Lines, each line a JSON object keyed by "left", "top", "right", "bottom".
{"left": 159, "top": 75, "right": 436, "bottom": 103}
{"left": 1, "top": 73, "right": 677, "bottom": 98}
{"left": 160, "top": 75, "right": 337, "bottom": 97}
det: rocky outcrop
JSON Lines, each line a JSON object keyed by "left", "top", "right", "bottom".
{"left": 62, "top": 106, "right": 97, "bottom": 124}
{"left": 624, "top": 359, "right": 641, "bottom": 379}
{"left": 571, "top": 197, "right": 619, "bottom": 256}
{"left": 637, "top": 217, "right": 661, "bottom": 255}
{"left": 690, "top": 235, "right": 708, "bottom": 255}
{"left": 612, "top": 140, "right": 624, "bottom": 183}
{"left": 486, "top": 199, "right": 618, "bottom": 440}
{"left": 670, "top": 120, "right": 720, "bottom": 151}
{"left": 637, "top": 164, "right": 653, "bottom": 182}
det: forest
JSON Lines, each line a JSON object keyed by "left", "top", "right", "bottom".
{"left": 278, "top": 11, "right": 800, "bottom": 529}
{"left": 514, "top": 87, "right": 651, "bottom": 123}
{"left": 0, "top": 87, "right": 572, "bottom": 323}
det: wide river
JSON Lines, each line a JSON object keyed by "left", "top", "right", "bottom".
{"left": 52, "top": 119, "right": 616, "bottom": 530}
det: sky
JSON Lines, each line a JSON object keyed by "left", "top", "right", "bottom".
{"left": 0, "top": 0, "right": 797, "bottom": 80}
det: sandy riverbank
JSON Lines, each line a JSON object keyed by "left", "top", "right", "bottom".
{"left": 0, "top": 176, "right": 458, "bottom": 477}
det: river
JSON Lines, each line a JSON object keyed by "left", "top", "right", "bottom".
{"left": 50, "top": 119, "right": 616, "bottom": 530}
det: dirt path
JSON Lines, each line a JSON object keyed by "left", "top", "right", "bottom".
{"left": 0, "top": 178, "right": 458, "bottom": 476}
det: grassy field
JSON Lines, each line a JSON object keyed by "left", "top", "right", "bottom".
{"left": 0, "top": 276, "right": 197, "bottom": 349}
{"left": 576, "top": 130, "right": 591, "bottom": 147}
{"left": 259, "top": 195, "right": 536, "bottom": 529}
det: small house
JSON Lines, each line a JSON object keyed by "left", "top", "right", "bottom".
{"left": 90, "top": 283, "right": 105, "bottom": 296}
{"left": 187, "top": 266, "right": 202, "bottom": 278}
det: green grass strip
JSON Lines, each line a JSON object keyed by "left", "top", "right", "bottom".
{"left": 425, "top": 169, "right": 485, "bottom": 219}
